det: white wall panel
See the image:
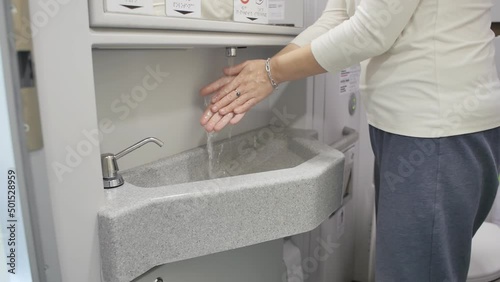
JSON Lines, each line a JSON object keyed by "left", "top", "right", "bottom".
{"left": 93, "top": 47, "right": 309, "bottom": 170}
{"left": 492, "top": 1, "right": 500, "bottom": 22}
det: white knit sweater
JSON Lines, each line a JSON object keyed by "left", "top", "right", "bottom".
{"left": 293, "top": 0, "right": 500, "bottom": 137}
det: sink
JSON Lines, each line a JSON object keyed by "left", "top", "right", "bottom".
{"left": 98, "top": 126, "right": 345, "bottom": 282}
{"left": 122, "top": 130, "right": 317, "bottom": 187}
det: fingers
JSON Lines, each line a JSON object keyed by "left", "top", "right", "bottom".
{"left": 219, "top": 94, "right": 248, "bottom": 115}
{"left": 200, "top": 76, "right": 234, "bottom": 97}
{"left": 203, "top": 112, "right": 241, "bottom": 132}
{"left": 213, "top": 112, "right": 235, "bottom": 132}
{"left": 223, "top": 61, "right": 248, "bottom": 77}
{"left": 234, "top": 98, "right": 258, "bottom": 114}
{"left": 213, "top": 90, "right": 247, "bottom": 114}
{"left": 200, "top": 106, "right": 214, "bottom": 126}
{"left": 230, "top": 113, "right": 245, "bottom": 125}
{"left": 201, "top": 109, "right": 246, "bottom": 132}
{"left": 211, "top": 76, "right": 243, "bottom": 104}
{"left": 204, "top": 112, "right": 223, "bottom": 132}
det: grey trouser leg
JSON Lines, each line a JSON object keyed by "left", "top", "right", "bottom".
{"left": 369, "top": 126, "right": 500, "bottom": 282}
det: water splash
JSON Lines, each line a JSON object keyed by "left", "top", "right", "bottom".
{"left": 204, "top": 96, "right": 217, "bottom": 179}
{"left": 204, "top": 53, "right": 238, "bottom": 179}
{"left": 206, "top": 132, "right": 216, "bottom": 179}
{"left": 227, "top": 56, "right": 235, "bottom": 68}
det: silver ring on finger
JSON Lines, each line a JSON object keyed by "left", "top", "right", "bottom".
{"left": 235, "top": 90, "right": 241, "bottom": 98}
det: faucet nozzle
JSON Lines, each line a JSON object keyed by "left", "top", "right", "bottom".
{"left": 226, "top": 47, "right": 237, "bottom": 57}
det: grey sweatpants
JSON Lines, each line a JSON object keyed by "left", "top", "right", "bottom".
{"left": 369, "top": 125, "right": 500, "bottom": 282}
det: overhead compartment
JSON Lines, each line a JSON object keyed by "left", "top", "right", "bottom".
{"left": 89, "top": 0, "right": 305, "bottom": 35}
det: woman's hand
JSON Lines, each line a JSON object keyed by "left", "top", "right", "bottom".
{"left": 199, "top": 59, "right": 276, "bottom": 132}
{"left": 200, "top": 59, "right": 275, "bottom": 116}
{"left": 200, "top": 104, "right": 246, "bottom": 132}
{"left": 198, "top": 45, "right": 323, "bottom": 132}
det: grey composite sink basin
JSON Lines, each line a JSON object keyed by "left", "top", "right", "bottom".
{"left": 98, "top": 127, "right": 345, "bottom": 282}
{"left": 123, "top": 130, "right": 317, "bottom": 187}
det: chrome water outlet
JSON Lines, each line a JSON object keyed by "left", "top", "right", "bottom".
{"left": 226, "top": 47, "right": 237, "bottom": 57}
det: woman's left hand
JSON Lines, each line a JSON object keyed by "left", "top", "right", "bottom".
{"left": 200, "top": 59, "right": 275, "bottom": 117}
{"left": 199, "top": 105, "right": 246, "bottom": 132}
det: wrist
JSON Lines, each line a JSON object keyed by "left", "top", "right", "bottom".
{"left": 270, "top": 57, "right": 284, "bottom": 85}
{"left": 265, "top": 58, "right": 280, "bottom": 89}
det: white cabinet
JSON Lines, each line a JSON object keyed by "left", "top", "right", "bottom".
{"left": 90, "top": 0, "right": 304, "bottom": 35}
{"left": 89, "top": 0, "right": 305, "bottom": 49}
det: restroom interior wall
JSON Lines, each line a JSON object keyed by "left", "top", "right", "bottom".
{"left": 92, "top": 47, "right": 310, "bottom": 170}
{"left": 28, "top": 151, "right": 62, "bottom": 282}
{"left": 91, "top": 46, "right": 311, "bottom": 280}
